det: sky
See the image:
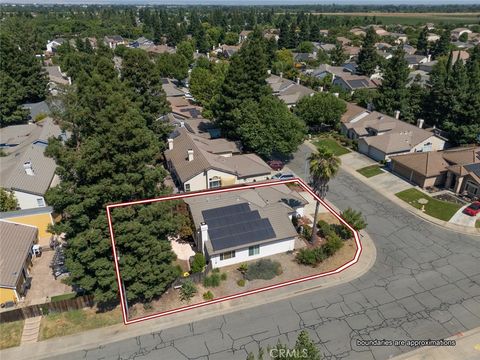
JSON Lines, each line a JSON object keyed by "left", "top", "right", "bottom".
{"left": 2, "top": 0, "right": 480, "bottom": 5}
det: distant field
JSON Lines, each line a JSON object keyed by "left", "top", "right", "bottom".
{"left": 312, "top": 12, "right": 480, "bottom": 25}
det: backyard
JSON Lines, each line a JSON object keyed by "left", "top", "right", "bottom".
{"left": 313, "top": 136, "right": 351, "bottom": 156}
{"left": 395, "top": 188, "right": 462, "bottom": 221}
{"left": 0, "top": 320, "right": 24, "bottom": 349}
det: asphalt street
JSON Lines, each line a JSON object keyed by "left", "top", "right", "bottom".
{"left": 53, "top": 144, "right": 480, "bottom": 360}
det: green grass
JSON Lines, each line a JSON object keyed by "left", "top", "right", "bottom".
{"left": 39, "top": 307, "right": 123, "bottom": 341}
{"left": 0, "top": 320, "right": 24, "bottom": 349}
{"left": 357, "top": 165, "right": 384, "bottom": 178}
{"left": 51, "top": 292, "right": 77, "bottom": 302}
{"left": 395, "top": 188, "right": 462, "bottom": 222}
{"left": 314, "top": 137, "right": 351, "bottom": 156}
{"left": 476, "top": 220, "right": 480, "bottom": 229}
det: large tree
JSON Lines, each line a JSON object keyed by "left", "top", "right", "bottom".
{"left": 416, "top": 26, "right": 429, "bottom": 55}
{"left": 357, "top": 27, "right": 380, "bottom": 76}
{"left": 0, "top": 188, "right": 18, "bottom": 212}
{"left": 294, "top": 92, "right": 346, "bottom": 130}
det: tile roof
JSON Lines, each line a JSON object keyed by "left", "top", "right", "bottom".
{"left": 266, "top": 74, "right": 315, "bottom": 105}
{"left": 0, "top": 221, "right": 37, "bottom": 288}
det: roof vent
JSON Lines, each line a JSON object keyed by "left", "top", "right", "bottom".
{"left": 23, "top": 161, "right": 34, "bottom": 176}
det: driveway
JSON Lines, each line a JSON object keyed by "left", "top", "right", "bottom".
{"left": 44, "top": 143, "right": 480, "bottom": 360}
{"left": 449, "top": 205, "right": 479, "bottom": 227}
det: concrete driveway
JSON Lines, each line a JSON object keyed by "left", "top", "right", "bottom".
{"left": 449, "top": 205, "right": 479, "bottom": 227}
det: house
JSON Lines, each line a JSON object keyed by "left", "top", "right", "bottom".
{"left": 317, "top": 43, "right": 336, "bottom": 52}
{"left": 377, "top": 50, "right": 393, "bottom": 60}
{"left": 332, "top": 73, "right": 378, "bottom": 92}
{"left": 468, "top": 32, "right": 480, "bottom": 45}
{"left": 0, "top": 118, "right": 63, "bottom": 209}
{"left": 350, "top": 28, "right": 366, "bottom": 37}
{"left": 185, "top": 184, "right": 306, "bottom": 268}
{"left": 407, "top": 70, "right": 430, "bottom": 88}
{"left": 451, "top": 28, "right": 472, "bottom": 40}
{"left": 375, "top": 42, "right": 392, "bottom": 51}
{"left": 46, "top": 38, "right": 66, "bottom": 53}
{"left": 129, "top": 36, "right": 154, "bottom": 48}
{"left": 404, "top": 54, "right": 429, "bottom": 69}
{"left": 343, "top": 46, "right": 361, "bottom": 59}
{"left": 402, "top": 44, "right": 417, "bottom": 55}
{"left": 390, "top": 146, "right": 480, "bottom": 197}
{"left": 293, "top": 52, "right": 317, "bottom": 64}
{"left": 372, "top": 27, "right": 390, "bottom": 37}
{"left": 342, "top": 110, "right": 447, "bottom": 161}
{"left": 146, "top": 44, "right": 176, "bottom": 54}
{"left": 0, "top": 207, "right": 54, "bottom": 244}
{"left": 164, "top": 127, "right": 271, "bottom": 192}
{"left": 239, "top": 30, "right": 252, "bottom": 43}
{"left": 104, "top": 35, "right": 126, "bottom": 49}
{"left": 217, "top": 44, "right": 241, "bottom": 58}
{"left": 44, "top": 66, "right": 70, "bottom": 86}
{"left": 427, "top": 33, "right": 440, "bottom": 42}
{"left": 336, "top": 37, "right": 351, "bottom": 46}
{"left": 267, "top": 74, "right": 315, "bottom": 108}
{"left": 418, "top": 60, "right": 438, "bottom": 73}
{"left": 161, "top": 78, "right": 185, "bottom": 97}
{"left": 263, "top": 29, "right": 279, "bottom": 42}
{"left": 451, "top": 50, "right": 470, "bottom": 64}
{"left": 0, "top": 221, "right": 38, "bottom": 304}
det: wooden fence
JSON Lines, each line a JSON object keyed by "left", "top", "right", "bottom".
{"left": 0, "top": 295, "right": 95, "bottom": 323}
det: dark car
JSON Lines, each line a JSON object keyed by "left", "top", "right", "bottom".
{"left": 267, "top": 160, "right": 284, "bottom": 171}
{"left": 463, "top": 201, "right": 480, "bottom": 216}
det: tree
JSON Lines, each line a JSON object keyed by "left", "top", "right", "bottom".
{"left": 224, "top": 32, "right": 239, "bottom": 45}
{"left": 357, "top": 27, "right": 380, "bottom": 76}
{"left": 191, "top": 253, "right": 206, "bottom": 273}
{"left": 417, "top": 26, "right": 429, "bottom": 55}
{"left": 156, "top": 52, "right": 189, "bottom": 81}
{"left": 176, "top": 40, "right": 195, "bottom": 65}
{"left": 297, "top": 41, "right": 314, "bottom": 54}
{"left": 278, "top": 19, "right": 291, "bottom": 49}
{"left": 0, "top": 71, "right": 29, "bottom": 127}
{"left": 180, "top": 280, "right": 197, "bottom": 302}
{"left": 330, "top": 43, "right": 348, "bottom": 65}
{"left": 459, "top": 32, "right": 469, "bottom": 42}
{"left": 294, "top": 92, "right": 346, "bottom": 130}
{"left": 432, "top": 31, "right": 451, "bottom": 59}
{"left": 308, "top": 147, "right": 341, "bottom": 243}
{"left": 374, "top": 47, "right": 410, "bottom": 117}
{"left": 213, "top": 30, "right": 271, "bottom": 137}
{"left": 0, "top": 188, "right": 18, "bottom": 211}
{"left": 235, "top": 96, "right": 305, "bottom": 158}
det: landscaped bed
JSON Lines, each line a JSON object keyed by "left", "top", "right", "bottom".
{"left": 395, "top": 188, "right": 462, "bottom": 221}
{"left": 313, "top": 137, "right": 351, "bottom": 156}
{"left": 356, "top": 165, "right": 384, "bottom": 178}
{"left": 0, "top": 320, "right": 24, "bottom": 349}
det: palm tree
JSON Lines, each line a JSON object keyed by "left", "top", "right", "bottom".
{"left": 308, "top": 146, "right": 341, "bottom": 243}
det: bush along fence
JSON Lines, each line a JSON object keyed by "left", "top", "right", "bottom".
{"left": 0, "top": 295, "right": 94, "bottom": 324}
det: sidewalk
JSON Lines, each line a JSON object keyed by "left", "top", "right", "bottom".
{"left": 391, "top": 327, "right": 480, "bottom": 360}
{"left": 0, "top": 232, "right": 376, "bottom": 360}
{"left": 313, "top": 143, "right": 480, "bottom": 236}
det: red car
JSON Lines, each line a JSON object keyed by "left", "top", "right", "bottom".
{"left": 267, "top": 160, "right": 284, "bottom": 171}
{"left": 463, "top": 202, "right": 480, "bottom": 216}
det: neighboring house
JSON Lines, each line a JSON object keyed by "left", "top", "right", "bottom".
{"left": 0, "top": 221, "right": 38, "bottom": 304}
{"left": 404, "top": 54, "right": 429, "bottom": 69}
{"left": 336, "top": 37, "right": 351, "bottom": 46}
{"left": 375, "top": 42, "right": 392, "bottom": 51}
{"left": 407, "top": 70, "right": 430, "bottom": 87}
{"left": 267, "top": 74, "right": 315, "bottom": 108}
{"left": 46, "top": 38, "right": 66, "bottom": 53}
{"left": 263, "top": 29, "right": 279, "bottom": 42}
{"left": 161, "top": 78, "right": 185, "bottom": 97}
{"left": 342, "top": 110, "right": 447, "bottom": 161}
{"left": 350, "top": 28, "right": 366, "bottom": 37}
{"left": 451, "top": 50, "right": 470, "bottom": 64}
{"left": 317, "top": 43, "right": 336, "bottom": 52}
{"left": 0, "top": 118, "right": 63, "bottom": 209}
{"left": 390, "top": 146, "right": 480, "bottom": 197}
{"left": 168, "top": 96, "right": 204, "bottom": 120}
{"left": 129, "top": 36, "right": 154, "bottom": 48}
{"left": 145, "top": 44, "right": 176, "bottom": 54}
{"left": 427, "top": 33, "right": 441, "bottom": 42}
{"left": 451, "top": 28, "right": 472, "bottom": 40}
{"left": 239, "top": 30, "right": 252, "bottom": 43}
{"left": 418, "top": 60, "right": 438, "bottom": 73}
{"left": 104, "top": 35, "right": 126, "bottom": 49}
{"left": 293, "top": 52, "right": 317, "bottom": 64}
{"left": 185, "top": 185, "right": 306, "bottom": 268}
{"left": 164, "top": 127, "right": 271, "bottom": 192}
{"left": 377, "top": 50, "right": 393, "bottom": 60}
{"left": 402, "top": 44, "right": 417, "bottom": 55}
{"left": 309, "top": 64, "right": 379, "bottom": 92}
{"left": 343, "top": 46, "right": 361, "bottom": 59}
{"left": 215, "top": 44, "right": 241, "bottom": 58}
{"left": 0, "top": 207, "right": 54, "bottom": 244}
{"left": 468, "top": 32, "right": 480, "bottom": 44}
{"left": 390, "top": 33, "right": 408, "bottom": 44}
{"left": 44, "top": 65, "right": 71, "bottom": 95}
{"left": 373, "top": 27, "right": 390, "bottom": 37}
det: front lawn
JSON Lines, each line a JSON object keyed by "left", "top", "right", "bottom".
{"left": 357, "top": 165, "right": 383, "bottom": 178}
{"left": 313, "top": 137, "right": 351, "bottom": 156}
{"left": 0, "top": 320, "right": 24, "bottom": 349}
{"left": 39, "top": 307, "right": 123, "bottom": 341}
{"left": 395, "top": 188, "right": 462, "bottom": 221}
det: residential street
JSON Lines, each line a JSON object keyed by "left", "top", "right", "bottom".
{"left": 47, "top": 143, "right": 480, "bottom": 360}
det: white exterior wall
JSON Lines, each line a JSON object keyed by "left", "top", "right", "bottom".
{"left": 411, "top": 135, "right": 446, "bottom": 153}
{"left": 209, "top": 238, "right": 295, "bottom": 268}
{"left": 13, "top": 191, "right": 46, "bottom": 210}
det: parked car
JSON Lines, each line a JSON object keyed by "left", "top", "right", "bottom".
{"left": 267, "top": 160, "right": 284, "bottom": 171}
{"left": 272, "top": 173, "right": 295, "bottom": 180}
{"left": 463, "top": 202, "right": 480, "bottom": 216}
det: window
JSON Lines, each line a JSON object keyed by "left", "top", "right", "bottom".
{"left": 184, "top": 183, "right": 190, "bottom": 192}
{"left": 36, "top": 198, "right": 45, "bottom": 207}
{"left": 220, "top": 251, "right": 235, "bottom": 260}
{"left": 466, "top": 181, "right": 479, "bottom": 195}
{"left": 248, "top": 245, "right": 260, "bottom": 256}
{"left": 209, "top": 176, "right": 221, "bottom": 189}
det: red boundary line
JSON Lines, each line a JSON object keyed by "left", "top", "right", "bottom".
{"left": 106, "top": 178, "right": 363, "bottom": 325}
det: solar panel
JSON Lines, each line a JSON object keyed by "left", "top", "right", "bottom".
{"left": 202, "top": 203, "right": 276, "bottom": 252}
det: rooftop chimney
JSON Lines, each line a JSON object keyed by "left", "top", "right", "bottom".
{"left": 180, "top": 121, "right": 185, "bottom": 128}
{"left": 23, "top": 161, "right": 34, "bottom": 176}
{"left": 279, "top": 72, "right": 283, "bottom": 78}
{"left": 167, "top": 138, "right": 173, "bottom": 150}
{"left": 267, "top": 69, "right": 272, "bottom": 75}
{"left": 319, "top": 86, "right": 324, "bottom": 92}
{"left": 333, "top": 93, "right": 339, "bottom": 98}
{"left": 296, "top": 77, "right": 300, "bottom": 85}
{"left": 394, "top": 110, "right": 400, "bottom": 119}
{"left": 187, "top": 149, "right": 194, "bottom": 162}
{"left": 200, "top": 222, "right": 209, "bottom": 254}
{"left": 417, "top": 118, "right": 425, "bottom": 129}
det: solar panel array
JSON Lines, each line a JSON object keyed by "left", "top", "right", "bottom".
{"left": 202, "top": 203, "right": 276, "bottom": 252}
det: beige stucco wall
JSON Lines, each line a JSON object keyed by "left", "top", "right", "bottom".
{"left": 184, "top": 169, "right": 271, "bottom": 192}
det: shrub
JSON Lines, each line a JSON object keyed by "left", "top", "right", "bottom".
{"left": 296, "top": 248, "right": 317, "bottom": 266}
{"left": 245, "top": 259, "right": 282, "bottom": 280}
{"left": 143, "top": 302, "right": 153, "bottom": 311}
{"left": 238, "top": 263, "right": 248, "bottom": 275}
{"left": 190, "top": 253, "right": 206, "bottom": 273}
{"left": 237, "top": 279, "right": 246, "bottom": 287}
{"left": 212, "top": 268, "right": 220, "bottom": 273}
{"left": 317, "top": 220, "right": 334, "bottom": 238}
{"left": 324, "top": 233, "right": 344, "bottom": 256}
{"left": 220, "top": 272, "right": 227, "bottom": 281}
{"left": 341, "top": 208, "right": 367, "bottom": 231}
{"left": 301, "top": 225, "right": 312, "bottom": 240}
{"left": 203, "top": 272, "right": 221, "bottom": 287}
{"left": 203, "top": 291, "right": 214, "bottom": 301}
{"left": 34, "top": 112, "right": 48, "bottom": 122}
{"left": 331, "top": 223, "right": 352, "bottom": 240}
{"left": 180, "top": 280, "right": 197, "bottom": 302}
